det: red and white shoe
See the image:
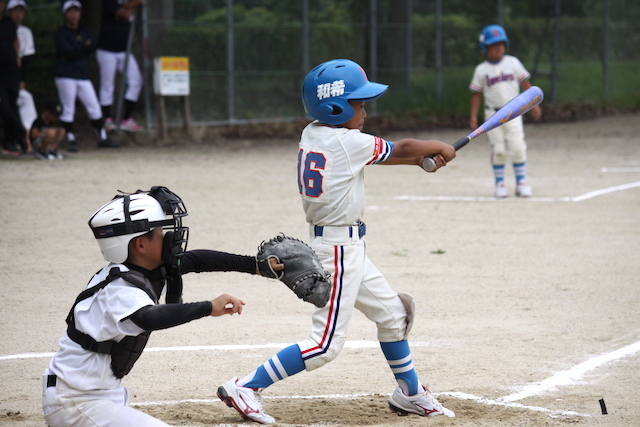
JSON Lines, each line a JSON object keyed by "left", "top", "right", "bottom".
{"left": 217, "top": 378, "right": 275, "bottom": 424}
{"left": 388, "top": 385, "right": 455, "bottom": 418}
{"left": 119, "top": 117, "right": 144, "bottom": 132}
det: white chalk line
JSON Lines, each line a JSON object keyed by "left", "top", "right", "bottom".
{"left": 498, "top": 340, "right": 640, "bottom": 403}
{"left": 0, "top": 341, "right": 427, "bottom": 361}
{"left": 601, "top": 167, "right": 640, "bottom": 173}
{"left": 395, "top": 180, "right": 640, "bottom": 202}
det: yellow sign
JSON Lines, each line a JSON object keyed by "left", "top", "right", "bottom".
{"left": 154, "top": 57, "right": 190, "bottom": 96}
{"left": 159, "top": 57, "right": 189, "bottom": 72}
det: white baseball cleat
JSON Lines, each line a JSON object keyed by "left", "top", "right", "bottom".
{"left": 217, "top": 378, "right": 275, "bottom": 424}
{"left": 516, "top": 181, "right": 533, "bottom": 198}
{"left": 388, "top": 385, "right": 455, "bottom": 418}
{"left": 494, "top": 182, "right": 508, "bottom": 198}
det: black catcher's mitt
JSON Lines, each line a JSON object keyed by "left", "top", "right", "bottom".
{"left": 256, "top": 234, "right": 332, "bottom": 308}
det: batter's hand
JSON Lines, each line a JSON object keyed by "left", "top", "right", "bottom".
{"left": 211, "top": 294, "right": 245, "bottom": 316}
{"left": 422, "top": 154, "right": 447, "bottom": 171}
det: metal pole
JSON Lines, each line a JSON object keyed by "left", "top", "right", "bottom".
{"left": 368, "top": 0, "right": 378, "bottom": 115}
{"left": 602, "top": 0, "right": 609, "bottom": 98}
{"left": 114, "top": 12, "right": 137, "bottom": 128}
{"left": 226, "top": 0, "right": 235, "bottom": 123}
{"left": 497, "top": 0, "right": 504, "bottom": 27}
{"left": 302, "top": 0, "right": 310, "bottom": 74}
{"left": 405, "top": 0, "right": 413, "bottom": 90}
{"left": 435, "top": 0, "right": 442, "bottom": 104}
{"left": 551, "top": 0, "right": 560, "bottom": 103}
{"left": 141, "top": 3, "right": 152, "bottom": 128}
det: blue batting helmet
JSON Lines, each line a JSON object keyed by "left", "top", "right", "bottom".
{"left": 478, "top": 25, "right": 509, "bottom": 52}
{"left": 302, "top": 59, "right": 388, "bottom": 125}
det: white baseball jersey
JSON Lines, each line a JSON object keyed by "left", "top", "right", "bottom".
{"left": 469, "top": 55, "right": 530, "bottom": 110}
{"left": 297, "top": 121, "right": 393, "bottom": 226}
{"left": 47, "top": 263, "right": 153, "bottom": 392}
{"left": 17, "top": 25, "right": 35, "bottom": 58}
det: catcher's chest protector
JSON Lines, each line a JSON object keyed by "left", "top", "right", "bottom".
{"left": 65, "top": 267, "right": 159, "bottom": 378}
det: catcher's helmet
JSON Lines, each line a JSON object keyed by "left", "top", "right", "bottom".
{"left": 479, "top": 25, "right": 509, "bottom": 52}
{"left": 88, "top": 186, "right": 188, "bottom": 268}
{"left": 302, "top": 59, "right": 388, "bottom": 125}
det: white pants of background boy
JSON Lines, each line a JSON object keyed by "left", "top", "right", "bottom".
{"left": 484, "top": 107, "right": 527, "bottom": 165}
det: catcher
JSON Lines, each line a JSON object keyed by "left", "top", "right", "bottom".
{"left": 42, "top": 186, "right": 299, "bottom": 427}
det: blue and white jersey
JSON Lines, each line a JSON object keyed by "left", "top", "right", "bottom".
{"left": 469, "top": 55, "right": 530, "bottom": 110}
{"left": 298, "top": 121, "right": 393, "bottom": 226}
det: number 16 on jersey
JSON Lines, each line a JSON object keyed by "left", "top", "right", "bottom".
{"left": 298, "top": 149, "right": 326, "bottom": 198}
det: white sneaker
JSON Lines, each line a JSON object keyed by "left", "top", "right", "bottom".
{"left": 217, "top": 378, "right": 275, "bottom": 424}
{"left": 119, "top": 117, "right": 144, "bottom": 132}
{"left": 494, "top": 182, "right": 508, "bottom": 198}
{"left": 388, "top": 385, "right": 455, "bottom": 418}
{"left": 516, "top": 181, "right": 532, "bottom": 198}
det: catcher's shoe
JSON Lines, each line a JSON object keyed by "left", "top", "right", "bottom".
{"left": 388, "top": 385, "right": 455, "bottom": 418}
{"left": 217, "top": 378, "right": 275, "bottom": 424}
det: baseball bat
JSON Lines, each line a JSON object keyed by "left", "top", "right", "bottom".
{"left": 422, "top": 86, "right": 544, "bottom": 172}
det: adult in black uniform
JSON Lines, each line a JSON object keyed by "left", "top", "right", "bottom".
{"left": 97, "top": 0, "right": 144, "bottom": 132}
{"left": 0, "top": 0, "right": 27, "bottom": 156}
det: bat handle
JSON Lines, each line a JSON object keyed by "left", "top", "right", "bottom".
{"left": 420, "top": 136, "right": 470, "bottom": 173}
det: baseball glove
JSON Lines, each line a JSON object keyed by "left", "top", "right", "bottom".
{"left": 256, "top": 234, "right": 332, "bottom": 308}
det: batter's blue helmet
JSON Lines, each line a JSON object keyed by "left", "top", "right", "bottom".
{"left": 302, "top": 59, "right": 388, "bottom": 125}
{"left": 478, "top": 25, "right": 509, "bottom": 52}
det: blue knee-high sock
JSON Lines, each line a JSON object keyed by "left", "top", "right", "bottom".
{"left": 493, "top": 164, "right": 506, "bottom": 185}
{"left": 513, "top": 162, "right": 527, "bottom": 184}
{"left": 238, "top": 344, "right": 305, "bottom": 389}
{"left": 380, "top": 340, "right": 420, "bottom": 395}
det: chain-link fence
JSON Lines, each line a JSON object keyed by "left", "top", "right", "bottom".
{"left": 17, "top": 0, "right": 640, "bottom": 129}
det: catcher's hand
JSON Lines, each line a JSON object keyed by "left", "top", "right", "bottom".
{"left": 256, "top": 234, "right": 332, "bottom": 308}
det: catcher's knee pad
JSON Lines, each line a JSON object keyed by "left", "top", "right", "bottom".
{"left": 299, "top": 336, "right": 346, "bottom": 371}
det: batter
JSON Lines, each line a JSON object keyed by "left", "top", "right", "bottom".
{"left": 218, "top": 59, "right": 456, "bottom": 423}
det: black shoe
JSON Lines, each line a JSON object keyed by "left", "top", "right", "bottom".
{"left": 98, "top": 138, "right": 120, "bottom": 148}
{"left": 67, "top": 140, "right": 78, "bottom": 152}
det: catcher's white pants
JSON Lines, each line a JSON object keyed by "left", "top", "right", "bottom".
{"left": 485, "top": 108, "right": 527, "bottom": 165}
{"left": 55, "top": 78, "right": 102, "bottom": 123}
{"left": 299, "top": 225, "right": 408, "bottom": 371}
{"left": 96, "top": 49, "right": 143, "bottom": 107}
{"left": 42, "top": 371, "right": 168, "bottom": 427}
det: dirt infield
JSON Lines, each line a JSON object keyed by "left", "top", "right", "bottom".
{"left": 1, "top": 114, "right": 639, "bottom": 426}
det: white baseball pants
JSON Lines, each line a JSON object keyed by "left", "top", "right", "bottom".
{"left": 96, "top": 49, "right": 143, "bottom": 106}
{"left": 299, "top": 225, "right": 408, "bottom": 371}
{"left": 55, "top": 78, "right": 103, "bottom": 123}
{"left": 485, "top": 108, "right": 527, "bottom": 164}
{"left": 42, "top": 372, "right": 169, "bottom": 427}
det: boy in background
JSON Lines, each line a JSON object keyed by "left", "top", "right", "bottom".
{"left": 31, "top": 99, "right": 65, "bottom": 160}
{"left": 469, "top": 25, "right": 541, "bottom": 198}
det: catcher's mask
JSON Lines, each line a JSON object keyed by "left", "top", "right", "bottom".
{"left": 302, "top": 59, "right": 388, "bottom": 125}
{"left": 88, "top": 186, "right": 188, "bottom": 268}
